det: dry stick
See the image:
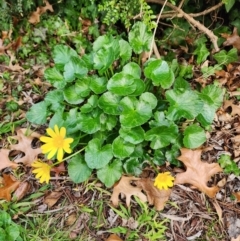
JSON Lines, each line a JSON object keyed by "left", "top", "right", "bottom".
{"left": 149, "top": 0, "right": 168, "bottom": 59}
{"left": 147, "top": 0, "right": 220, "bottom": 52}
{"left": 160, "top": 2, "right": 223, "bottom": 19}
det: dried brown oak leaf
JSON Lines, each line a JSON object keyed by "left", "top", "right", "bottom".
{"left": 224, "top": 99, "right": 240, "bottom": 116}
{"left": 111, "top": 176, "right": 147, "bottom": 207}
{"left": 28, "top": 1, "right": 53, "bottom": 24}
{"left": 136, "top": 178, "right": 171, "bottom": 211}
{"left": 10, "top": 128, "right": 42, "bottom": 166}
{"left": 0, "top": 174, "right": 20, "bottom": 201}
{"left": 222, "top": 27, "right": 240, "bottom": 52}
{"left": 175, "top": 148, "right": 222, "bottom": 198}
{"left": 0, "top": 149, "right": 18, "bottom": 171}
{"left": 106, "top": 234, "right": 123, "bottom": 241}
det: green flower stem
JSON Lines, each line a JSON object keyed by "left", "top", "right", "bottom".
{"left": 51, "top": 147, "right": 86, "bottom": 167}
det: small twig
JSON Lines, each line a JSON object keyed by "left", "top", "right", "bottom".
{"left": 149, "top": 0, "right": 168, "bottom": 59}
{"left": 147, "top": 0, "right": 220, "bottom": 52}
{"left": 189, "top": 2, "right": 223, "bottom": 17}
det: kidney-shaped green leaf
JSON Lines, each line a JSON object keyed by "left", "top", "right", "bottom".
{"left": 97, "top": 160, "right": 122, "bottom": 187}
{"left": 166, "top": 89, "right": 203, "bottom": 121}
{"left": 119, "top": 126, "right": 145, "bottom": 144}
{"left": 85, "top": 138, "right": 113, "bottom": 169}
{"left": 183, "top": 124, "right": 206, "bottom": 149}
{"left": 145, "top": 124, "right": 178, "bottom": 149}
{"left": 68, "top": 154, "right": 92, "bottom": 183}
{"left": 53, "top": 45, "right": 78, "bottom": 69}
{"left": 112, "top": 136, "right": 135, "bottom": 159}
{"left": 107, "top": 72, "right": 137, "bottom": 96}
{"left": 64, "top": 56, "right": 88, "bottom": 82}
{"left": 144, "top": 59, "right": 174, "bottom": 89}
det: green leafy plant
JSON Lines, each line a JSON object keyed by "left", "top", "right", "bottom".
{"left": 108, "top": 197, "right": 168, "bottom": 240}
{"left": 218, "top": 154, "right": 240, "bottom": 176}
{"left": 26, "top": 21, "right": 225, "bottom": 187}
{"left": 0, "top": 210, "right": 24, "bottom": 241}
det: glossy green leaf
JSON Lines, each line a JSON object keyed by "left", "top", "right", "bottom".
{"left": 98, "top": 91, "right": 122, "bottom": 115}
{"left": 26, "top": 101, "right": 49, "bottom": 124}
{"left": 129, "top": 78, "right": 145, "bottom": 96}
{"left": 77, "top": 109, "right": 101, "bottom": 134}
{"left": 68, "top": 155, "right": 92, "bottom": 183}
{"left": 97, "top": 160, "right": 122, "bottom": 187}
{"left": 224, "top": 0, "right": 235, "bottom": 12}
{"left": 93, "top": 47, "right": 115, "bottom": 74}
{"left": 183, "top": 124, "right": 206, "bottom": 148}
{"left": 123, "top": 158, "right": 142, "bottom": 176}
{"left": 44, "top": 67, "right": 66, "bottom": 89}
{"left": 122, "top": 62, "right": 141, "bottom": 78}
{"left": 120, "top": 93, "right": 157, "bottom": 128}
{"left": 100, "top": 113, "right": 117, "bottom": 131}
{"left": 80, "top": 95, "right": 98, "bottom": 113}
{"left": 45, "top": 90, "right": 64, "bottom": 110}
{"left": 85, "top": 138, "right": 113, "bottom": 169}
{"left": 107, "top": 73, "right": 136, "bottom": 95}
{"left": 53, "top": 45, "right": 78, "bottom": 69}
{"left": 213, "top": 48, "right": 238, "bottom": 65}
{"left": 63, "top": 85, "right": 85, "bottom": 105}
{"left": 112, "top": 136, "right": 135, "bottom": 159}
{"left": 145, "top": 124, "right": 178, "bottom": 149}
{"left": 119, "top": 126, "right": 145, "bottom": 144}
{"left": 119, "top": 39, "right": 132, "bottom": 63}
{"left": 193, "top": 43, "right": 210, "bottom": 64}
{"left": 89, "top": 76, "right": 107, "bottom": 94}
{"left": 6, "top": 225, "right": 20, "bottom": 241}
{"left": 166, "top": 89, "right": 203, "bottom": 121}
{"left": 64, "top": 56, "right": 88, "bottom": 82}
{"left": 144, "top": 59, "right": 174, "bottom": 89}
{"left": 128, "top": 22, "right": 152, "bottom": 54}
{"left": 197, "top": 84, "right": 224, "bottom": 126}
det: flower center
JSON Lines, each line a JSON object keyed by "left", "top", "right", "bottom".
{"left": 53, "top": 135, "right": 64, "bottom": 148}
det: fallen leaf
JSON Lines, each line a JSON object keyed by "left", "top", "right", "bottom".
{"left": 106, "top": 234, "right": 123, "bottom": 241}
{"left": 224, "top": 100, "right": 240, "bottom": 116}
{"left": 28, "top": 1, "right": 53, "bottom": 24}
{"left": 232, "top": 235, "right": 240, "bottom": 241}
{"left": 10, "top": 128, "right": 42, "bottom": 166}
{"left": 222, "top": 27, "right": 240, "bottom": 52}
{"left": 13, "top": 181, "right": 31, "bottom": 201}
{"left": 136, "top": 178, "right": 171, "bottom": 211}
{"left": 111, "top": 176, "right": 147, "bottom": 207}
{"left": 44, "top": 191, "right": 63, "bottom": 208}
{"left": 175, "top": 148, "right": 222, "bottom": 198}
{"left": 51, "top": 162, "right": 66, "bottom": 177}
{"left": 0, "top": 149, "right": 19, "bottom": 171}
{"left": 212, "top": 199, "right": 223, "bottom": 224}
{"left": 0, "top": 174, "right": 20, "bottom": 201}
{"left": 65, "top": 212, "right": 77, "bottom": 226}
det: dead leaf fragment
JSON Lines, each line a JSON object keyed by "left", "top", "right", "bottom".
{"left": 222, "top": 27, "right": 240, "bottom": 52}
{"left": 10, "top": 128, "right": 42, "bottom": 166}
{"left": 232, "top": 235, "right": 240, "bottom": 241}
{"left": 111, "top": 176, "right": 147, "bottom": 207}
{"left": 0, "top": 174, "right": 20, "bottom": 201}
{"left": 0, "top": 149, "right": 19, "bottom": 171}
{"left": 224, "top": 100, "right": 240, "bottom": 116}
{"left": 175, "top": 148, "right": 222, "bottom": 198}
{"left": 13, "top": 181, "right": 31, "bottom": 201}
{"left": 137, "top": 178, "right": 171, "bottom": 211}
{"left": 44, "top": 191, "right": 63, "bottom": 208}
{"left": 28, "top": 1, "right": 53, "bottom": 24}
{"left": 106, "top": 234, "right": 123, "bottom": 241}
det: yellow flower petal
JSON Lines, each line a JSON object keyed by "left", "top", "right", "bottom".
{"left": 46, "top": 128, "right": 57, "bottom": 138}
{"left": 54, "top": 125, "right": 60, "bottom": 135}
{"left": 47, "top": 148, "right": 58, "bottom": 159}
{"left": 57, "top": 148, "right": 64, "bottom": 161}
{"left": 31, "top": 160, "right": 51, "bottom": 184}
{"left": 60, "top": 127, "right": 66, "bottom": 138}
{"left": 40, "top": 136, "right": 53, "bottom": 143}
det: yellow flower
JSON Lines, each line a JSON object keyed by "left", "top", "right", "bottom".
{"left": 32, "top": 160, "right": 51, "bottom": 184}
{"left": 40, "top": 125, "right": 74, "bottom": 161}
{"left": 154, "top": 172, "right": 175, "bottom": 190}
